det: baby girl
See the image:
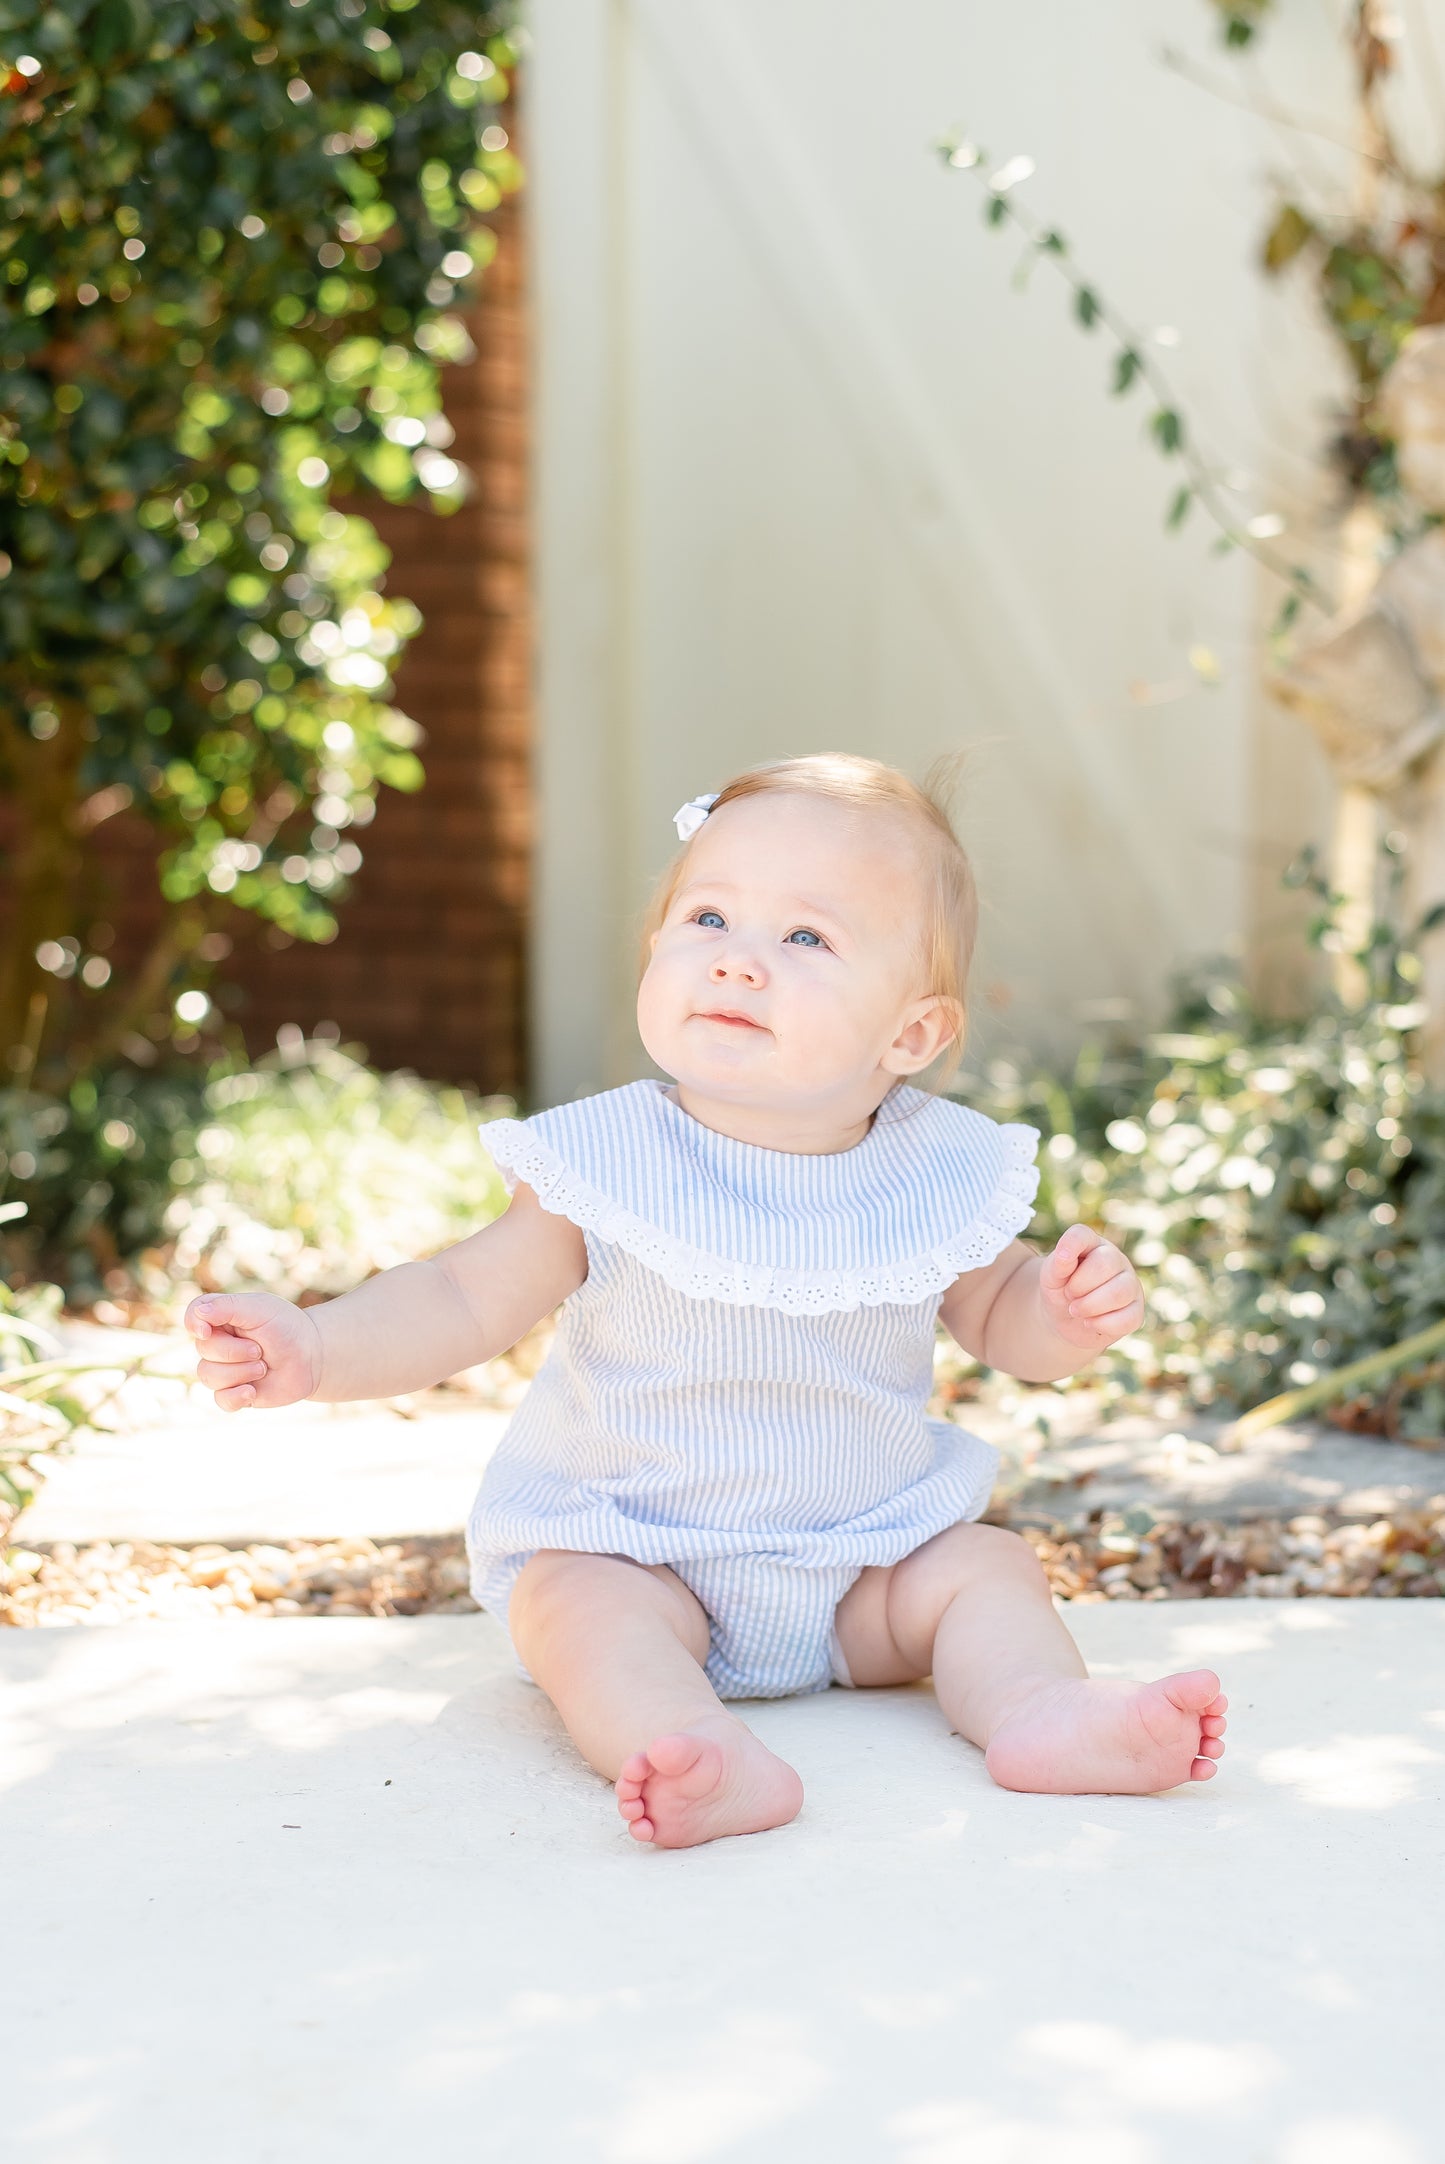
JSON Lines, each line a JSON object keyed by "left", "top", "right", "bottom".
{"left": 188, "top": 754, "right": 1228, "bottom": 1848}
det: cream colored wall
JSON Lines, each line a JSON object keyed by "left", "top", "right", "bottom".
{"left": 527, "top": 0, "right": 1341, "bottom": 1105}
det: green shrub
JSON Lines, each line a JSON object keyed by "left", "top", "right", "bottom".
{"left": 0, "top": 1274, "right": 151, "bottom": 1526}
{"left": 0, "top": 1066, "right": 207, "bottom": 1295}
{"left": 972, "top": 917, "right": 1445, "bottom": 1438}
{"left": 165, "top": 1042, "right": 511, "bottom": 1298}
{"left": 1, "top": 1041, "right": 512, "bottom": 1301}
{"left": 0, "top": 0, "right": 519, "bottom": 1079}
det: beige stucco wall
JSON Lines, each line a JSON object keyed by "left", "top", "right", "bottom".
{"left": 526, "top": 0, "right": 1340, "bottom": 1105}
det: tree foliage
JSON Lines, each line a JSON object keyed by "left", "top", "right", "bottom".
{"left": 0, "top": 0, "right": 519, "bottom": 1082}
{"left": 1207, "top": 1, "right": 1443, "bottom": 490}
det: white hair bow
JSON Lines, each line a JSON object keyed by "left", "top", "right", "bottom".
{"left": 673, "top": 792, "right": 719, "bottom": 841}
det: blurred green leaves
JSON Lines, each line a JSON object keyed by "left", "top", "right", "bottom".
{"left": 971, "top": 853, "right": 1445, "bottom": 1439}
{"left": 0, "top": 0, "right": 519, "bottom": 1079}
{"left": 0, "top": 1038, "right": 511, "bottom": 1303}
{"left": 1207, "top": 0, "right": 1275, "bottom": 48}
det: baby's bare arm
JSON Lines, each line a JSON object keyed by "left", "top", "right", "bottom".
{"left": 939, "top": 1227, "right": 1144, "bottom": 1383}
{"left": 188, "top": 1182, "right": 587, "bottom": 1408}
{"left": 938, "top": 1242, "right": 1078, "bottom": 1382}
{"left": 310, "top": 1182, "right": 587, "bottom": 1399}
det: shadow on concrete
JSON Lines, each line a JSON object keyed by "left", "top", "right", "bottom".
{"left": 3, "top": 1604, "right": 1441, "bottom": 2163}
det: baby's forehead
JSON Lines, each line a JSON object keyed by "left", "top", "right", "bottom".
{"left": 701, "top": 790, "right": 919, "bottom": 861}
{"left": 682, "top": 795, "right": 925, "bottom": 915}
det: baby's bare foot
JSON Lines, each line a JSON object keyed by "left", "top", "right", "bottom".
{"left": 983, "top": 1669, "right": 1228, "bottom": 1796}
{"left": 615, "top": 1714, "right": 803, "bottom": 1848}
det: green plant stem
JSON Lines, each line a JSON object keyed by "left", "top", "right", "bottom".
{"left": 1226, "top": 1316, "right": 1445, "bottom": 1443}
{"left": 941, "top": 145, "right": 1327, "bottom": 617}
{"left": 0, "top": 1353, "right": 158, "bottom": 1394}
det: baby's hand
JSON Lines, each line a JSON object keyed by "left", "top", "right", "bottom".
{"left": 185, "top": 1291, "right": 323, "bottom": 1412}
{"left": 1038, "top": 1225, "right": 1144, "bottom": 1352}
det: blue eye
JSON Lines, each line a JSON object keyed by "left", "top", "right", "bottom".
{"left": 695, "top": 909, "right": 727, "bottom": 930}
{"left": 786, "top": 928, "right": 824, "bottom": 947}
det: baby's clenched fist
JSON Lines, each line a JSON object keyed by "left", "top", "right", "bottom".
{"left": 1038, "top": 1224, "right": 1144, "bottom": 1352}
{"left": 185, "top": 1290, "right": 323, "bottom": 1412}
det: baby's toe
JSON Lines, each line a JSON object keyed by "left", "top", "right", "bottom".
{"left": 1201, "top": 1713, "right": 1227, "bottom": 1738}
{"left": 615, "top": 1754, "right": 651, "bottom": 1794}
{"left": 1197, "top": 1735, "right": 1226, "bottom": 1759}
{"left": 1165, "top": 1668, "right": 1222, "bottom": 1714}
{"left": 617, "top": 1794, "right": 648, "bottom": 1821}
{"left": 1189, "top": 1756, "right": 1218, "bottom": 1781}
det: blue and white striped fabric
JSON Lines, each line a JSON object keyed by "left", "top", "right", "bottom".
{"left": 467, "top": 1080, "right": 1040, "bottom": 1699}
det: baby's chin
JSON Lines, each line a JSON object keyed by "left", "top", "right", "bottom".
{"left": 642, "top": 1013, "right": 762, "bottom": 1066}
{"left": 659, "top": 1050, "right": 776, "bottom": 1099}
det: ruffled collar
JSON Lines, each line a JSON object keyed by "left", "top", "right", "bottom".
{"left": 481, "top": 1080, "right": 1039, "bottom": 1314}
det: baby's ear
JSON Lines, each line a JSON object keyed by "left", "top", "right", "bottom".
{"left": 884, "top": 996, "right": 959, "bottom": 1074}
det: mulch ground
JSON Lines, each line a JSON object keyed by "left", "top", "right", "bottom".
{"left": 3, "top": 1498, "right": 1443, "bottom": 1625}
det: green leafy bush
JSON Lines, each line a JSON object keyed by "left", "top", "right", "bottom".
{"left": 1, "top": 1041, "right": 511, "bottom": 1302}
{"left": 0, "top": 1274, "right": 151, "bottom": 1527}
{"left": 0, "top": 1066, "right": 208, "bottom": 1294}
{"left": 0, "top": 0, "right": 519, "bottom": 1078}
{"left": 972, "top": 878, "right": 1445, "bottom": 1437}
{"left": 164, "top": 1042, "right": 511, "bottom": 1297}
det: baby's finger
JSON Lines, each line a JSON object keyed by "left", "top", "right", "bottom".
{"left": 215, "top": 1381, "right": 257, "bottom": 1412}
{"left": 1062, "top": 1241, "right": 1126, "bottom": 1299}
{"left": 198, "top": 1356, "right": 268, "bottom": 1392}
{"left": 194, "top": 1332, "right": 264, "bottom": 1367}
{"left": 1068, "top": 1271, "right": 1141, "bottom": 1321}
{"left": 1041, "top": 1224, "right": 1099, "bottom": 1287}
{"left": 185, "top": 1293, "right": 241, "bottom": 1338}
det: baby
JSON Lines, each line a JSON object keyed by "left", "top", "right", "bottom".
{"left": 188, "top": 754, "right": 1227, "bottom": 1848}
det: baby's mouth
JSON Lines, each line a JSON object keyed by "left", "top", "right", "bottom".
{"left": 695, "top": 1008, "right": 769, "bottom": 1033}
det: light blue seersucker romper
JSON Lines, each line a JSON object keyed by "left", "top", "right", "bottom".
{"left": 466, "top": 1080, "right": 1040, "bottom": 1700}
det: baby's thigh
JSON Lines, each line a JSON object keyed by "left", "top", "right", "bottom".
{"left": 832, "top": 1523, "right": 1039, "bottom": 1685}
{"left": 509, "top": 1549, "right": 712, "bottom": 1665}
{"left": 831, "top": 1562, "right": 927, "bottom": 1687}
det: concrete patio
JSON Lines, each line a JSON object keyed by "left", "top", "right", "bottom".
{"left": 5, "top": 1599, "right": 1442, "bottom": 2164}
{"left": 20, "top": 1321, "right": 1445, "bottom": 1547}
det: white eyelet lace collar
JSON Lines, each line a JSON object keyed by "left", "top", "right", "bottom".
{"left": 481, "top": 1080, "right": 1039, "bottom": 1313}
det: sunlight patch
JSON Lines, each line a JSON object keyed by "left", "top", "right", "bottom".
{"left": 1256, "top": 1733, "right": 1442, "bottom": 1809}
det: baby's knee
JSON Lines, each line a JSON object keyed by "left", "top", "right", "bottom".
{"left": 888, "top": 1522, "right": 1049, "bottom": 1642}
{"left": 510, "top": 1550, "right": 709, "bottom": 1664}
{"left": 936, "top": 1521, "right": 1050, "bottom": 1593}
{"left": 510, "top": 1549, "right": 610, "bottom": 1648}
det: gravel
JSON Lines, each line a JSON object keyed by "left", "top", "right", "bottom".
{"left": 994, "top": 1498, "right": 1445, "bottom": 1601}
{"left": 0, "top": 1535, "right": 480, "bottom": 1627}
{"left": 3, "top": 1500, "right": 1443, "bottom": 1626}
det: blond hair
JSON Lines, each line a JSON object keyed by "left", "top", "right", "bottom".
{"left": 638, "top": 753, "right": 978, "bottom": 1089}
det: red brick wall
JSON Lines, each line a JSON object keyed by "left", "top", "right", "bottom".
{"left": 3, "top": 186, "right": 530, "bottom": 1098}
{"left": 226, "top": 188, "right": 531, "bottom": 1093}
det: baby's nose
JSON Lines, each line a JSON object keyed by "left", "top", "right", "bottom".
{"left": 710, "top": 948, "right": 766, "bottom": 986}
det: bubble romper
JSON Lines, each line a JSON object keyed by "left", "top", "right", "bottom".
{"left": 466, "top": 1080, "right": 1040, "bottom": 1700}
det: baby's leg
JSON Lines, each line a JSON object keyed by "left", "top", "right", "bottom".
{"left": 508, "top": 1550, "right": 803, "bottom": 1847}
{"left": 832, "top": 1523, "right": 1228, "bottom": 1795}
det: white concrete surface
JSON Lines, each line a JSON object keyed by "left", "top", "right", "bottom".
{"left": 5, "top": 1603, "right": 1442, "bottom": 2163}
{"left": 1004, "top": 1412, "right": 1445, "bottom": 1526}
{"left": 20, "top": 1400, "right": 506, "bottom": 1546}
{"left": 20, "top": 1324, "right": 506, "bottom": 1545}
{"left": 23, "top": 1370, "right": 1442, "bottom": 1548}
{"left": 25, "top": 1321, "right": 1445, "bottom": 1550}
